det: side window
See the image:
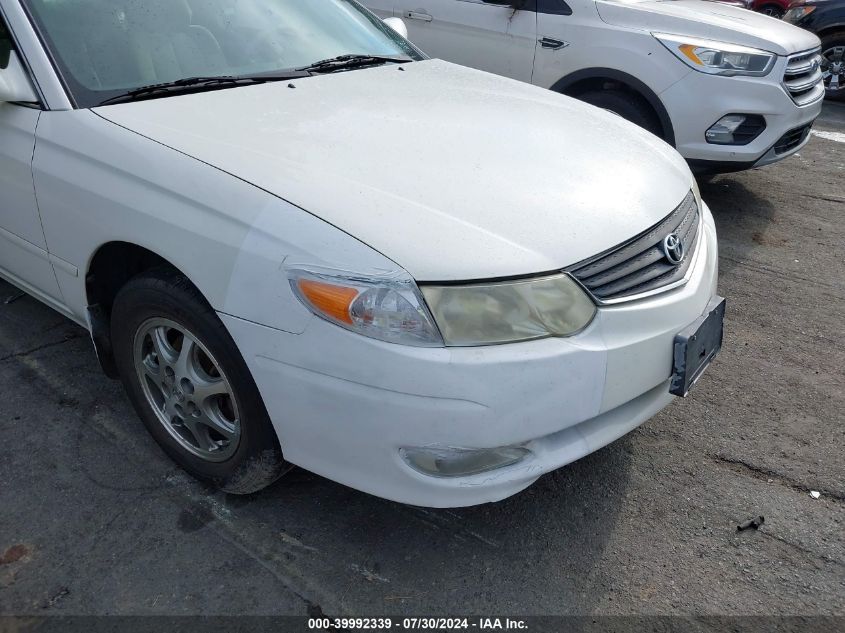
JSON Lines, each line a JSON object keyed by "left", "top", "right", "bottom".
{"left": 537, "top": 0, "right": 572, "bottom": 15}
{"left": 0, "top": 15, "right": 12, "bottom": 69}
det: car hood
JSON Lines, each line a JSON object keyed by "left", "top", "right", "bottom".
{"left": 596, "top": 0, "right": 821, "bottom": 55}
{"left": 94, "top": 60, "right": 692, "bottom": 282}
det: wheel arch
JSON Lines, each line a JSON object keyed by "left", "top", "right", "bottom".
{"left": 85, "top": 241, "right": 208, "bottom": 378}
{"left": 551, "top": 68, "right": 676, "bottom": 147}
{"left": 818, "top": 25, "right": 845, "bottom": 40}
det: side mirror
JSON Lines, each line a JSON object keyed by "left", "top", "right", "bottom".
{"left": 0, "top": 51, "right": 38, "bottom": 104}
{"left": 383, "top": 17, "right": 409, "bottom": 39}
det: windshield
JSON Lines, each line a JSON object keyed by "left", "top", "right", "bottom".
{"left": 22, "top": 0, "right": 423, "bottom": 107}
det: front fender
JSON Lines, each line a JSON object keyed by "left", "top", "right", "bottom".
{"left": 32, "top": 109, "right": 396, "bottom": 334}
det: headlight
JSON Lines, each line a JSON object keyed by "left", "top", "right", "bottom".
{"left": 287, "top": 265, "right": 443, "bottom": 347}
{"left": 654, "top": 33, "right": 776, "bottom": 76}
{"left": 421, "top": 274, "right": 596, "bottom": 346}
{"left": 783, "top": 6, "right": 816, "bottom": 22}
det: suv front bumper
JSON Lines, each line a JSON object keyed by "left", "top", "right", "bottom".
{"left": 661, "top": 62, "right": 822, "bottom": 171}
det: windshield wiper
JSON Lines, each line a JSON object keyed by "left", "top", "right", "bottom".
{"left": 97, "top": 71, "right": 312, "bottom": 106}
{"left": 297, "top": 54, "right": 412, "bottom": 74}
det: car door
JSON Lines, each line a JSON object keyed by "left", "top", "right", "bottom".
{"left": 531, "top": 0, "right": 599, "bottom": 89}
{"left": 0, "top": 14, "right": 62, "bottom": 302}
{"left": 392, "top": 0, "right": 537, "bottom": 82}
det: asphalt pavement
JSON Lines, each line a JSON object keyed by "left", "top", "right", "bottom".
{"left": 0, "top": 102, "right": 843, "bottom": 618}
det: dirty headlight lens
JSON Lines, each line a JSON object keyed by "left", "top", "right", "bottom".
{"left": 421, "top": 274, "right": 596, "bottom": 346}
{"left": 654, "top": 33, "right": 775, "bottom": 76}
{"left": 287, "top": 266, "right": 443, "bottom": 347}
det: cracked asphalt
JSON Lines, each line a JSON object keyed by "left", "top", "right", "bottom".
{"left": 0, "top": 102, "right": 843, "bottom": 618}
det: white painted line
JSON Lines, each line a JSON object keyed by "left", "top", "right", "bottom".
{"left": 811, "top": 129, "right": 845, "bottom": 143}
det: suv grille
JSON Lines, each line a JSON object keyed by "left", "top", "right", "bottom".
{"left": 774, "top": 124, "right": 812, "bottom": 155}
{"left": 568, "top": 192, "right": 700, "bottom": 304}
{"left": 783, "top": 49, "right": 825, "bottom": 106}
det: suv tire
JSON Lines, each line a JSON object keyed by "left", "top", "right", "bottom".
{"left": 576, "top": 89, "right": 664, "bottom": 140}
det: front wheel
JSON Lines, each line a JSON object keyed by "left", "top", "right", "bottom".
{"left": 111, "top": 267, "right": 291, "bottom": 494}
{"left": 576, "top": 89, "right": 664, "bottom": 140}
{"left": 821, "top": 35, "right": 845, "bottom": 101}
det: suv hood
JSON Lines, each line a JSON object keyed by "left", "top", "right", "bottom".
{"left": 95, "top": 60, "right": 692, "bottom": 282}
{"left": 597, "top": 0, "right": 821, "bottom": 55}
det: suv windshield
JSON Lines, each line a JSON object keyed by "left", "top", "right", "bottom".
{"left": 22, "top": 0, "right": 422, "bottom": 107}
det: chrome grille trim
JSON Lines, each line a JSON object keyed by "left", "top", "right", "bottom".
{"left": 567, "top": 192, "right": 702, "bottom": 305}
{"left": 783, "top": 48, "right": 825, "bottom": 106}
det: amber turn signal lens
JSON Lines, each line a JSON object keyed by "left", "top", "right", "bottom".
{"left": 297, "top": 279, "right": 358, "bottom": 325}
{"left": 679, "top": 44, "right": 702, "bottom": 65}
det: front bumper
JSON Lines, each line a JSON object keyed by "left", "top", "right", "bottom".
{"left": 221, "top": 205, "right": 720, "bottom": 507}
{"left": 661, "top": 61, "right": 822, "bottom": 169}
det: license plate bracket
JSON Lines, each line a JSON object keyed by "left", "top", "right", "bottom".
{"left": 670, "top": 297, "right": 726, "bottom": 397}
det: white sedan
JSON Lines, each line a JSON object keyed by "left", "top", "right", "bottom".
{"left": 0, "top": 0, "right": 723, "bottom": 507}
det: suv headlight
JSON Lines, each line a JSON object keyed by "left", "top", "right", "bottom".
{"left": 783, "top": 6, "right": 816, "bottom": 23}
{"left": 654, "top": 33, "right": 776, "bottom": 76}
{"left": 421, "top": 274, "right": 596, "bottom": 346}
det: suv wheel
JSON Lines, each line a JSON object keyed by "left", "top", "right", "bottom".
{"left": 111, "top": 267, "right": 291, "bottom": 494}
{"left": 821, "top": 35, "right": 845, "bottom": 101}
{"left": 576, "top": 90, "right": 664, "bottom": 140}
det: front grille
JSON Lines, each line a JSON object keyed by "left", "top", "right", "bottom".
{"left": 783, "top": 49, "right": 825, "bottom": 106}
{"left": 773, "top": 123, "right": 812, "bottom": 155}
{"left": 568, "top": 192, "right": 700, "bottom": 303}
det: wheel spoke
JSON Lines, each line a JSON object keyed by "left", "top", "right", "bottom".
{"left": 197, "top": 408, "right": 238, "bottom": 442}
{"left": 141, "top": 356, "right": 161, "bottom": 381}
{"left": 151, "top": 326, "right": 176, "bottom": 366}
{"left": 181, "top": 417, "right": 216, "bottom": 452}
{"left": 174, "top": 335, "right": 197, "bottom": 379}
{"left": 193, "top": 378, "right": 229, "bottom": 408}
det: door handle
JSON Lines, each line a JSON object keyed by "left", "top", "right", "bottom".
{"left": 405, "top": 10, "right": 433, "bottom": 21}
{"left": 539, "top": 37, "right": 569, "bottom": 50}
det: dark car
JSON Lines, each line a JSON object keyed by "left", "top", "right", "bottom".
{"left": 784, "top": 0, "right": 845, "bottom": 99}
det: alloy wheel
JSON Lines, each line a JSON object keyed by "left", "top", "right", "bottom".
{"left": 133, "top": 317, "right": 241, "bottom": 462}
{"left": 822, "top": 46, "right": 845, "bottom": 94}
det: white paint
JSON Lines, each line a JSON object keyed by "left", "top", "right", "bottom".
{"left": 0, "top": 0, "right": 722, "bottom": 507}
{"left": 217, "top": 215, "right": 719, "bottom": 507}
{"left": 811, "top": 130, "right": 845, "bottom": 144}
{"left": 96, "top": 59, "right": 693, "bottom": 281}
{"left": 363, "top": 0, "right": 824, "bottom": 169}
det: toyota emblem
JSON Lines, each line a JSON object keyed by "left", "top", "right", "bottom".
{"left": 662, "top": 233, "right": 685, "bottom": 265}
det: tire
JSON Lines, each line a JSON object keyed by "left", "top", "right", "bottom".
{"left": 821, "top": 33, "right": 845, "bottom": 102}
{"left": 576, "top": 89, "right": 664, "bottom": 140}
{"left": 111, "top": 266, "right": 291, "bottom": 494}
{"left": 758, "top": 4, "right": 784, "bottom": 18}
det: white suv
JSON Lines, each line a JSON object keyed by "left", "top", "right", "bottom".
{"left": 365, "top": 0, "right": 825, "bottom": 173}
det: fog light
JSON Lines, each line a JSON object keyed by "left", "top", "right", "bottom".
{"left": 705, "top": 114, "right": 765, "bottom": 145}
{"left": 400, "top": 445, "right": 530, "bottom": 478}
